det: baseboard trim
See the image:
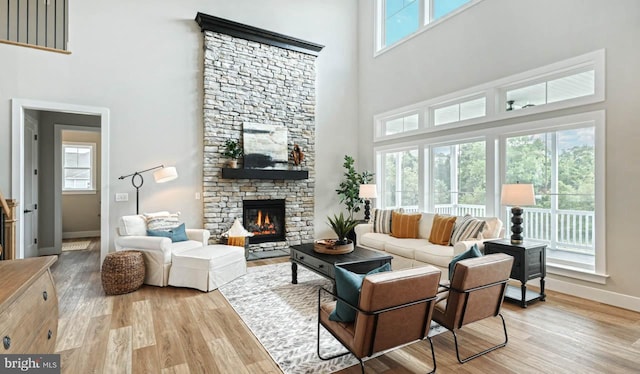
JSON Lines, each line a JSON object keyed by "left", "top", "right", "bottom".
{"left": 38, "top": 247, "right": 58, "bottom": 256}
{"left": 544, "top": 277, "right": 640, "bottom": 312}
{"left": 63, "top": 230, "right": 100, "bottom": 239}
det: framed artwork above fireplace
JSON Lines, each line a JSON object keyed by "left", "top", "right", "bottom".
{"left": 243, "top": 123, "right": 288, "bottom": 170}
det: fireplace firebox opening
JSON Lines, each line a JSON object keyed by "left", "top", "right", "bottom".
{"left": 243, "top": 199, "right": 286, "bottom": 244}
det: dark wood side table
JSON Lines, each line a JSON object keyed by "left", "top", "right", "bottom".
{"left": 484, "top": 239, "right": 546, "bottom": 308}
{"left": 290, "top": 243, "right": 392, "bottom": 290}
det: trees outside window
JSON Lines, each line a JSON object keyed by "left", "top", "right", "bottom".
{"left": 505, "top": 126, "right": 596, "bottom": 266}
{"left": 432, "top": 140, "right": 485, "bottom": 216}
{"left": 382, "top": 148, "right": 419, "bottom": 209}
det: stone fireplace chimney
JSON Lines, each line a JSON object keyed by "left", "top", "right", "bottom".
{"left": 195, "top": 13, "right": 324, "bottom": 256}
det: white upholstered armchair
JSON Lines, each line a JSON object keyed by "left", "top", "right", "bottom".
{"left": 114, "top": 213, "right": 210, "bottom": 287}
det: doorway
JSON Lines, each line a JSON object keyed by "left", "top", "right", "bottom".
{"left": 11, "top": 99, "right": 110, "bottom": 263}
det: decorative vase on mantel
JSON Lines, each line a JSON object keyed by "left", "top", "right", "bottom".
{"left": 227, "top": 159, "right": 238, "bottom": 168}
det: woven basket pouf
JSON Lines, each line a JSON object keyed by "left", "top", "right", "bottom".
{"left": 101, "top": 250, "right": 145, "bottom": 295}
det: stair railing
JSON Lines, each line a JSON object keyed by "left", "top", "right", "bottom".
{"left": 0, "top": 190, "right": 17, "bottom": 260}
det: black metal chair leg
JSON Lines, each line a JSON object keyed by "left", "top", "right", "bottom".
{"left": 426, "top": 336, "right": 437, "bottom": 374}
{"left": 317, "top": 321, "right": 352, "bottom": 361}
{"left": 451, "top": 313, "right": 508, "bottom": 363}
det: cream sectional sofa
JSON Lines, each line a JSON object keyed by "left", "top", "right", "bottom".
{"left": 354, "top": 212, "right": 504, "bottom": 279}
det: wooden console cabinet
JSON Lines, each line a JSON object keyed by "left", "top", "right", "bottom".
{"left": 0, "top": 256, "right": 58, "bottom": 353}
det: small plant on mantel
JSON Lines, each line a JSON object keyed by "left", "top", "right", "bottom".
{"left": 223, "top": 139, "right": 243, "bottom": 168}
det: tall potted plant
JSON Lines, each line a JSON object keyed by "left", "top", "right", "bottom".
{"left": 336, "top": 155, "right": 373, "bottom": 220}
{"left": 223, "top": 139, "right": 243, "bottom": 168}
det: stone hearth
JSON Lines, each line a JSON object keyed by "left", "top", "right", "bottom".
{"left": 196, "top": 13, "right": 324, "bottom": 254}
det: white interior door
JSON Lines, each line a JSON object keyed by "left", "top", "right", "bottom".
{"left": 23, "top": 115, "right": 39, "bottom": 258}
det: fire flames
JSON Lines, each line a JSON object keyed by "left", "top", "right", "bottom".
{"left": 251, "top": 210, "right": 277, "bottom": 235}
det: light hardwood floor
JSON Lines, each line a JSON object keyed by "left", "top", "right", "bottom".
{"left": 51, "top": 241, "right": 640, "bottom": 373}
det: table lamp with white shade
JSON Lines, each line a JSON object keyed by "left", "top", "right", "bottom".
{"left": 501, "top": 183, "right": 535, "bottom": 244}
{"left": 359, "top": 184, "right": 378, "bottom": 223}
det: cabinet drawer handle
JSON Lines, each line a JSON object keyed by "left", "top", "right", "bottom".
{"left": 3, "top": 336, "right": 10, "bottom": 350}
{"left": 318, "top": 264, "right": 324, "bottom": 268}
{"left": 43, "top": 291, "right": 48, "bottom": 301}
{"left": 47, "top": 330, "right": 53, "bottom": 340}
{"left": 299, "top": 256, "right": 305, "bottom": 260}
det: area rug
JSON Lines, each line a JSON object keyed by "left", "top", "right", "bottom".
{"left": 61, "top": 240, "right": 91, "bottom": 251}
{"left": 219, "top": 262, "right": 446, "bottom": 374}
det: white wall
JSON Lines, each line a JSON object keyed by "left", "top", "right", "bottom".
{"left": 357, "top": 0, "right": 640, "bottom": 303}
{"left": 0, "top": 1, "right": 359, "bottom": 251}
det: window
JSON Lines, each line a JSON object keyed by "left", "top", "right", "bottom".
{"left": 431, "top": 0, "right": 472, "bottom": 20}
{"left": 379, "top": 148, "right": 419, "bottom": 209}
{"left": 375, "top": 111, "right": 605, "bottom": 282}
{"left": 432, "top": 140, "right": 486, "bottom": 216}
{"left": 384, "top": 0, "right": 420, "bottom": 47}
{"left": 433, "top": 97, "right": 486, "bottom": 126}
{"left": 374, "top": 50, "right": 604, "bottom": 142}
{"left": 384, "top": 113, "right": 419, "bottom": 135}
{"left": 62, "top": 143, "right": 95, "bottom": 192}
{"left": 505, "top": 70, "right": 595, "bottom": 111}
{"left": 378, "top": 0, "right": 478, "bottom": 52}
{"left": 504, "top": 126, "right": 596, "bottom": 270}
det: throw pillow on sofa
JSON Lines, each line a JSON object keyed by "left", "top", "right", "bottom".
{"left": 448, "top": 243, "right": 482, "bottom": 281}
{"left": 450, "top": 214, "right": 486, "bottom": 245}
{"left": 372, "top": 208, "right": 403, "bottom": 234}
{"left": 429, "top": 214, "right": 457, "bottom": 245}
{"left": 329, "top": 263, "right": 392, "bottom": 323}
{"left": 390, "top": 211, "right": 422, "bottom": 239}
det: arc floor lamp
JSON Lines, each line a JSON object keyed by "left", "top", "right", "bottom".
{"left": 118, "top": 165, "right": 178, "bottom": 214}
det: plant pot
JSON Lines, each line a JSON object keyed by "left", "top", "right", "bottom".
{"left": 313, "top": 239, "right": 354, "bottom": 254}
{"left": 227, "top": 159, "right": 238, "bottom": 168}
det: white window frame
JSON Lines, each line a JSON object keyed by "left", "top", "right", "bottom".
{"left": 375, "top": 0, "right": 484, "bottom": 56}
{"left": 374, "top": 49, "right": 605, "bottom": 143}
{"left": 62, "top": 142, "right": 96, "bottom": 194}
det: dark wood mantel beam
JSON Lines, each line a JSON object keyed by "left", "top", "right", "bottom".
{"left": 195, "top": 12, "right": 324, "bottom": 56}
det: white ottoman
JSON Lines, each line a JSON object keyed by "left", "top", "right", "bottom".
{"left": 168, "top": 245, "right": 247, "bottom": 292}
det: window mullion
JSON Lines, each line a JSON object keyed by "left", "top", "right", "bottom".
{"left": 420, "top": 0, "right": 427, "bottom": 25}
{"left": 450, "top": 145, "right": 459, "bottom": 215}
{"left": 396, "top": 152, "right": 403, "bottom": 207}
{"left": 419, "top": 145, "right": 427, "bottom": 211}
{"left": 550, "top": 132, "right": 559, "bottom": 250}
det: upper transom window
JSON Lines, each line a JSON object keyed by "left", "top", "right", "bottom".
{"left": 378, "top": 0, "right": 478, "bottom": 53}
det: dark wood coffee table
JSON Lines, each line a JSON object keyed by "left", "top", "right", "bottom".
{"left": 290, "top": 243, "right": 392, "bottom": 288}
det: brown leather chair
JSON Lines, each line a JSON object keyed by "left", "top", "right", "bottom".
{"left": 318, "top": 266, "right": 442, "bottom": 374}
{"left": 432, "top": 253, "right": 514, "bottom": 363}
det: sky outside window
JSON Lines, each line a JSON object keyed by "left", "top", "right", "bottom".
{"left": 433, "top": 0, "right": 471, "bottom": 20}
{"left": 385, "top": 0, "right": 419, "bottom": 46}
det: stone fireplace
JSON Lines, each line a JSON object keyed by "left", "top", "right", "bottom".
{"left": 195, "top": 13, "right": 324, "bottom": 255}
